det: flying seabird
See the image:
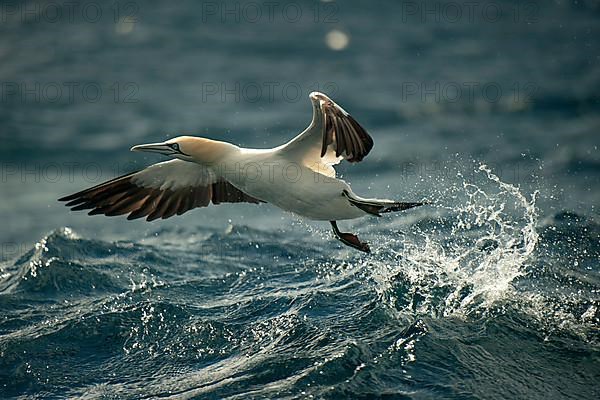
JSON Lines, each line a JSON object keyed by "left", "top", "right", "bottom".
{"left": 59, "top": 92, "right": 425, "bottom": 252}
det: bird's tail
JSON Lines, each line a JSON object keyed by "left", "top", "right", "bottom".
{"left": 343, "top": 190, "right": 427, "bottom": 217}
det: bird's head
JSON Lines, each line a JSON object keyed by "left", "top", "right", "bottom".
{"left": 130, "top": 136, "right": 234, "bottom": 164}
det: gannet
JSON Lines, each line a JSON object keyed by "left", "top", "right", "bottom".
{"left": 59, "top": 92, "right": 425, "bottom": 252}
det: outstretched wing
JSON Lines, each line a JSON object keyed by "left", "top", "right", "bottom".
{"left": 59, "top": 159, "right": 263, "bottom": 221}
{"left": 280, "top": 92, "right": 373, "bottom": 176}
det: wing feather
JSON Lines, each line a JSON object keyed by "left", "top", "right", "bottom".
{"left": 281, "top": 92, "right": 373, "bottom": 178}
{"left": 59, "top": 159, "right": 264, "bottom": 221}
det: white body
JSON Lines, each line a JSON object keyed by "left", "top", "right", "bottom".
{"left": 221, "top": 147, "right": 366, "bottom": 221}
{"left": 67, "top": 91, "right": 404, "bottom": 226}
{"left": 124, "top": 91, "right": 396, "bottom": 222}
{"left": 60, "top": 92, "right": 416, "bottom": 253}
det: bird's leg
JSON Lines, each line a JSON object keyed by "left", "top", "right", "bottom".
{"left": 330, "top": 221, "right": 371, "bottom": 253}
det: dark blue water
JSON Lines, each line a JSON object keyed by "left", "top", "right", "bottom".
{"left": 1, "top": 0, "right": 599, "bottom": 398}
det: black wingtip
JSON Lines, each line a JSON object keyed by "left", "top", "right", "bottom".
{"left": 58, "top": 194, "right": 75, "bottom": 202}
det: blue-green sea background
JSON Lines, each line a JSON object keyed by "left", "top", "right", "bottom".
{"left": 1, "top": 0, "right": 599, "bottom": 398}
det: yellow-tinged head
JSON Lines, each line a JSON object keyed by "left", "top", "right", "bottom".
{"left": 130, "top": 136, "right": 237, "bottom": 164}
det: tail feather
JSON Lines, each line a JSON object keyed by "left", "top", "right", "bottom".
{"left": 343, "top": 190, "right": 427, "bottom": 216}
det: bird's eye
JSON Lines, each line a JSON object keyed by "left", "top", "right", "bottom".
{"left": 170, "top": 143, "right": 180, "bottom": 151}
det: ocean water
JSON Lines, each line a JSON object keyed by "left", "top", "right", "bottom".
{"left": 1, "top": 0, "right": 599, "bottom": 398}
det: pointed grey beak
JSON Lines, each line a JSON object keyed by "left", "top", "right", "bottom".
{"left": 130, "top": 142, "right": 174, "bottom": 155}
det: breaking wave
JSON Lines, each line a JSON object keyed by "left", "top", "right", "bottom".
{"left": 0, "top": 165, "right": 598, "bottom": 399}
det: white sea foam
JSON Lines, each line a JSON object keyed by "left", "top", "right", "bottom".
{"left": 372, "top": 164, "right": 539, "bottom": 318}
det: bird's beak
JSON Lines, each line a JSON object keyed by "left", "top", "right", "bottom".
{"left": 130, "top": 142, "right": 174, "bottom": 155}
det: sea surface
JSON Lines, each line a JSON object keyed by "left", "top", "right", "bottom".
{"left": 1, "top": 0, "right": 599, "bottom": 398}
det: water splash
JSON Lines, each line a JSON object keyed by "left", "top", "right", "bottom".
{"left": 373, "top": 164, "right": 539, "bottom": 318}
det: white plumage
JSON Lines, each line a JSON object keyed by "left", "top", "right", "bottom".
{"left": 60, "top": 92, "right": 425, "bottom": 252}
